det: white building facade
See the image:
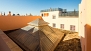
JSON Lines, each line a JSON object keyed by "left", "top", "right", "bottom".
{"left": 40, "top": 8, "right": 79, "bottom": 32}
{"left": 79, "top": 0, "right": 91, "bottom": 51}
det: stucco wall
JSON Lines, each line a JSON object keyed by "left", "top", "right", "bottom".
{"left": 41, "top": 11, "right": 79, "bottom": 32}
{"left": 79, "top": 0, "right": 86, "bottom": 51}
{"left": 43, "top": 17, "right": 78, "bottom": 32}
{"left": 40, "top": 11, "right": 59, "bottom": 18}
{"left": 85, "top": 0, "right": 91, "bottom": 51}
{"left": 0, "top": 16, "right": 41, "bottom": 31}
{"left": 79, "top": 0, "right": 91, "bottom": 51}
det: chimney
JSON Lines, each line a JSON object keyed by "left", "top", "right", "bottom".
{"left": 4, "top": 12, "right": 5, "bottom": 16}
{"left": 50, "top": 7, "right": 52, "bottom": 11}
{"left": 0, "top": 12, "right": 2, "bottom": 16}
{"left": 8, "top": 11, "right": 11, "bottom": 16}
{"left": 26, "top": 13, "right": 27, "bottom": 16}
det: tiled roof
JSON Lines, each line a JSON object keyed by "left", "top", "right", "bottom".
{"left": 21, "top": 18, "right": 49, "bottom": 33}
{"left": 7, "top": 19, "right": 64, "bottom": 51}
{"left": 0, "top": 16, "right": 41, "bottom": 31}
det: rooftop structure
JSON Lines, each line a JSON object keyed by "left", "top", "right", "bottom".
{"left": 40, "top": 8, "right": 79, "bottom": 32}
{"left": 0, "top": 1, "right": 88, "bottom": 50}
{"left": 7, "top": 18, "right": 64, "bottom": 51}
{"left": 40, "top": 8, "right": 63, "bottom": 12}
{"left": 0, "top": 11, "right": 33, "bottom": 16}
{"left": 41, "top": 8, "right": 79, "bottom": 17}
{"left": 59, "top": 11, "right": 79, "bottom": 16}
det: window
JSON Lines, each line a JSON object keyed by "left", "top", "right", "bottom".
{"left": 41, "top": 14, "right": 43, "bottom": 17}
{"left": 52, "top": 15, "right": 56, "bottom": 19}
{"left": 44, "top": 13, "right": 49, "bottom": 17}
{"left": 53, "top": 23, "right": 56, "bottom": 27}
{"left": 70, "top": 25, "right": 75, "bottom": 31}
{"left": 60, "top": 24, "right": 64, "bottom": 29}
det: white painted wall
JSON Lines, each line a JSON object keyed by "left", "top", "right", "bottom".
{"left": 40, "top": 11, "right": 60, "bottom": 26}
{"left": 40, "top": 11, "right": 79, "bottom": 32}
{"left": 79, "top": 0, "right": 86, "bottom": 38}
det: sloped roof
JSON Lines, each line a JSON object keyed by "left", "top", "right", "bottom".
{"left": 7, "top": 19, "right": 64, "bottom": 51}
{"left": 0, "top": 16, "right": 41, "bottom": 31}
{"left": 21, "top": 18, "right": 49, "bottom": 33}
{"left": 28, "top": 18, "right": 49, "bottom": 26}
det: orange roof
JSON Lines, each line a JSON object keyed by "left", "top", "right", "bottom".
{"left": 0, "top": 16, "right": 42, "bottom": 31}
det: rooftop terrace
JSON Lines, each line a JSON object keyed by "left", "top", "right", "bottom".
{"left": 40, "top": 8, "right": 63, "bottom": 12}
{"left": 59, "top": 11, "right": 79, "bottom": 17}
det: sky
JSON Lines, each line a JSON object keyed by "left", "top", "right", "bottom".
{"left": 0, "top": 0, "right": 81, "bottom": 15}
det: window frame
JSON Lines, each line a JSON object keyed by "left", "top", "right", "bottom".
{"left": 70, "top": 25, "right": 75, "bottom": 31}
{"left": 44, "top": 13, "right": 49, "bottom": 17}
{"left": 41, "top": 14, "right": 43, "bottom": 17}
{"left": 52, "top": 15, "right": 56, "bottom": 19}
{"left": 60, "top": 24, "right": 64, "bottom": 29}
{"left": 53, "top": 23, "right": 56, "bottom": 27}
